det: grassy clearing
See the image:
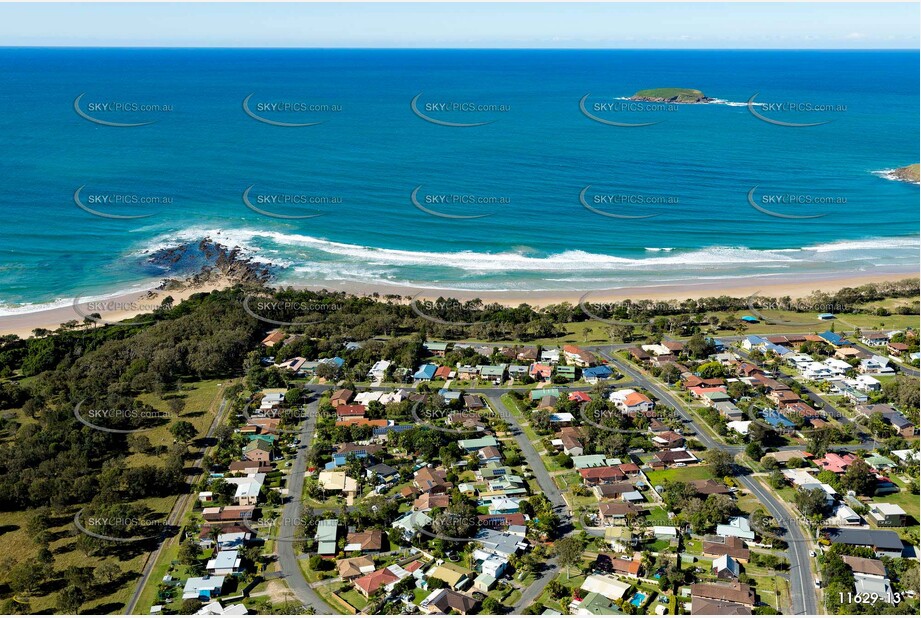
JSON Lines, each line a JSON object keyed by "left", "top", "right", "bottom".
{"left": 644, "top": 465, "right": 713, "bottom": 487}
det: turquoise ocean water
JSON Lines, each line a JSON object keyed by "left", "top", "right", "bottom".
{"left": 0, "top": 49, "right": 918, "bottom": 311}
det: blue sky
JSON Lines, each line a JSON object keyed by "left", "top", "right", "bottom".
{"left": 0, "top": 3, "right": 917, "bottom": 49}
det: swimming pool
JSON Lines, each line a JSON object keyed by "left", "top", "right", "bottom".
{"left": 630, "top": 592, "right": 647, "bottom": 607}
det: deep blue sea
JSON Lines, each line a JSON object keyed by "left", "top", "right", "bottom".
{"left": 0, "top": 48, "right": 918, "bottom": 311}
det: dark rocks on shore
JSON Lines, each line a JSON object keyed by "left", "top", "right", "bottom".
{"left": 146, "top": 238, "right": 274, "bottom": 291}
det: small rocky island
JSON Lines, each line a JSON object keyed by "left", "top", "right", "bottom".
{"left": 629, "top": 88, "right": 714, "bottom": 103}
{"left": 891, "top": 164, "right": 920, "bottom": 183}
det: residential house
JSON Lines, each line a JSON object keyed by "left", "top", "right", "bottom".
{"left": 628, "top": 347, "right": 651, "bottom": 362}
{"left": 702, "top": 536, "right": 750, "bottom": 563}
{"left": 597, "top": 502, "right": 640, "bottom": 525}
{"left": 427, "top": 563, "right": 473, "bottom": 591}
{"left": 201, "top": 506, "right": 254, "bottom": 525}
{"left": 652, "top": 449, "right": 698, "bottom": 467}
{"left": 420, "top": 589, "right": 478, "bottom": 615}
{"left": 463, "top": 394, "right": 486, "bottom": 410}
{"left": 261, "top": 331, "right": 285, "bottom": 348}
{"left": 594, "top": 554, "right": 642, "bottom": 578}
{"left": 206, "top": 551, "right": 243, "bottom": 576}
{"left": 818, "top": 331, "right": 846, "bottom": 348}
{"left": 330, "top": 389, "right": 354, "bottom": 407}
{"left": 479, "top": 364, "right": 508, "bottom": 383}
{"left": 689, "top": 598, "right": 751, "bottom": 615}
{"left": 414, "top": 467, "right": 452, "bottom": 493}
{"left": 841, "top": 555, "right": 887, "bottom": 578}
{"left": 555, "top": 365, "right": 577, "bottom": 381}
{"left": 366, "top": 360, "right": 391, "bottom": 382}
{"left": 575, "top": 592, "right": 622, "bottom": 616}
{"left": 563, "top": 345, "right": 597, "bottom": 367}
{"left": 652, "top": 431, "right": 685, "bottom": 449}
{"left": 690, "top": 479, "right": 731, "bottom": 497}
{"left": 859, "top": 355, "right": 894, "bottom": 375}
{"left": 860, "top": 331, "right": 891, "bottom": 347}
{"left": 458, "top": 436, "right": 499, "bottom": 452}
{"left": 716, "top": 517, "right": 755, "bottom": 541}
{"left": 314, "top": 519, "right": 339, "bottom": 556}
{"left": 335, "top": 404, "right": 366, "bottom": 422}
{"left": 540, "top": 348, "right": 561, "bottom": 364}
{"left": 478, "top": 446, "right": 503, "bottom": 465}
{"left": 824, "top": 528, "right": 904, "bottom": 558}
{"left": 583, "top": 365, "right": 614, "bottom": 383}
{"left": 713, "top": 555, "right": 740, "bottom": 580}
{"left": 424, "top": 342, "right": 450, "bottom": 357}
{"left": 690, "top": 582, "right": 755, "bottom": 609}
{"left": 456, "top": 365, "right": 480, "bottom": 380}
{"left": 813, "top": 453, "right": 858, "bottom": 474}
{"left": 317, "top": 470, "right": 359, "bottom": 502}
{"left": 580, "top": 574, "right": 631, "bottom": 601}
{"left": 222, "top": 473, "right": 265, "bottom": 507}
{"left": 867, "top": 503, "right": 908, "bottom": 527}
{"left": 354, "top": 567, "right": 400, "bottom": 598}
{"left": 530, "top": 388, "right": 560, "bottom": 401}
{"left": 183, "top": 576, "right": 225, "bottom": 601}
{"left": 344, "top": 529, "right": 384, "bottom": 553}
{"left": 414, "top": 364, "right": 438, "bottom": 381}
{"left": 338, "top": 556, "right": 376, "bottom": 580}
{"left": 609, "top": 389, "right": 654, "bottom": 414}
{"left": 508, "top": 364, "right": 529, "bottom": 380}
{"left": 242, "top": 438, "right": 273, "bottom": 463}
{"left": 415, "top": 493, "right": 451, "bottom": 511}
{"left": 392, "top": 510, "right": 432, "bottom": 542}
{"left": 529, "top": 363, "right": 553, "bottom": 380}
{"left": 367, "top": 462, "right": 400, "bottom": 484}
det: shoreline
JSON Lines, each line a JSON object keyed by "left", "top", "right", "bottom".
{"left": 2, "top": 270, "right": 916, "bottom": 339}
{"left": 299, "top": 271, "right": 919, "bottom": 306}
{"left": 0, "top": 277, "right": 236, "bottom": 339}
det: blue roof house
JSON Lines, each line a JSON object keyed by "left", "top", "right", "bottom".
{"left": 583, "top": 366, "right": 614, "bottom": 380}
{"left": 819, "top": 331, "right": 846, "bottom": 347}
{"left": 414, "top": 364, "right": 438, "bottom": 381}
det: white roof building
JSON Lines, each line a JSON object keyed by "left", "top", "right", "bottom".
{"left": 652, "top": 526, "right": 678, "bottom": 538}
{"left": 727, "top": 420, "right": 752, "bottom": 435}
{"left": 354, "top": 391, "right": 384, "bottom": 405}
{"left": 580, "top": 574, "right": 631, "bottom": 601}
{"left": 716, "top": 516, "right": 755, "bottom": 541}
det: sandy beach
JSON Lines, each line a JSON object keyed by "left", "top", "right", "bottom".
{"left": 1, "top": 270, "right": 916, "bottom": 339}
{"left": 299, "top": 271, "right": 919, "bottom": 307}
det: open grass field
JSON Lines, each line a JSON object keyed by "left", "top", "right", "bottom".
{"left": 644, "top": 465, "right": 713, "bottom": 487}
{"left": 130, "top": 378, "right": 226, "bottom": 467}
{"left": 0, "top": 508, "right": 149, "bottom": 614}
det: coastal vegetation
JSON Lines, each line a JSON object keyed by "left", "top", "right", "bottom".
{"left": 892, "top": 163, "right": 920, "bottom": 183}
{"left": 630, "top": 87, "right": 712, "bottom": 103}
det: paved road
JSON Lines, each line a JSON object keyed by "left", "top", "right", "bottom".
{"left": 275, "top": 398, "right": 334, "bottom": 614}
{"left": 599, "top": 351, "right": 819, "bottom": 615}
{"left": 514, "top": 557, "right": 561, "bottom": 612}
{"left": 488, "top": 395, "right": 566, "bottom": 513}
{"left": 487, "top": 395, "right": 568, "bottom": 612}
{"left": 126, "top": 394, "right": 231, "bottom": 615}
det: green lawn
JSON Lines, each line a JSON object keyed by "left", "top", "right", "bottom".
{"left": 644, "top": 465, "right": 713, "bottom": 487}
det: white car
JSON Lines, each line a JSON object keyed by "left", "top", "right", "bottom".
{"left": 814, "top": 579, "right": 821, "bottom": 588}
{"left": 809, "top": 550, "right": 816, "bottom": 557}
